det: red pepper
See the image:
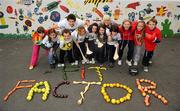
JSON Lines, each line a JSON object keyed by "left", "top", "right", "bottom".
{"left": 81, "top": 65, "right": 85, "bottom": 80}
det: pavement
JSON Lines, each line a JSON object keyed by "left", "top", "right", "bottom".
{"left": 0, "top": 37, "right": 180, "bottom": 111}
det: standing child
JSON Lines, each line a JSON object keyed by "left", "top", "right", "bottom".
{"left": 142, "top": 18, "right": 162, "bottom": 72}
{"left": 96, "top": 25, "right": 107, "bottom": 66}
{"left": 107, "top": 25, "right": 121, "bottom": 67}
{"left": 72, "top": 26, "right": 88, "bottom": 65}
{"left": 58, "top": 29, "right": 74, "bottom": 67}
{"left": 118, "top": 20, "right": 136, "bottom": 66}
{"left": 29, "top": 26, "right": 48, "bottom": 70}
{"left": 133, "top": 20, "right": 146, "bottom": 66}
{"left": 86, "top": 23, "right": 99, "bottom": 64}
{"left": 41, "top": 29, "right": 59, "bottom": 69}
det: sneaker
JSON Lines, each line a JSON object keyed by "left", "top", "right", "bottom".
{"left": 126, "top": 60, "right": 132, "bottom": 66}
{"left": 57, "top": 63, "right": 62, "bottom": 67}
{"left": 144, "top": 66, "right": 149, "bottom": 72}
{"left": 29, "top": 65, "right": 34, "bottom": 70}
{"left": 109, "top": 63, "right": 114, "bottom": 68}
{"left": 74, "top": 60, "right": 78, "bottom": 66}
{"left": 118, "top": 60, "right": 122, "bottom": 66}
{"left": 100, "top": 64, "right": 103, "bottom": 67}
{"left": 57, "top": 63, "right": 64, "bottom": 67}
{"left": 133, "top": 61, "right": 138, "bottom": 66}
{"left": 92, "top": 58, "right": 95, "bottom": 64}
{"left": 71, "top": 62, "right": 75, "bottom": 66}
{"left": 82, "top": 60, "right": 86, "bottom": 64}
{"left": 86, "top": 60, "right": 90, "bottom": 64}
{"left": 149, "top": 60, "right": 152, "bottom": 64}
{"left": 89, "top": 61, "right": 92, "bottom": 64}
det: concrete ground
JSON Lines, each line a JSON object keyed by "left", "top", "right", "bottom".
{"left": 0, "top": 38, "right": 180, "bottom": 111}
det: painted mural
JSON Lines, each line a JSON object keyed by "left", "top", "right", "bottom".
{"left": 0, "top": 0, "right": 179, "bottom": 38}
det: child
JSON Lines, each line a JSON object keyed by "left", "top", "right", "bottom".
{"left": 142, "top": 18, "right": 162, "bottom": 72}
{"left": 118, "top": 19, "right": 136, "bottom": 66}
{"left": 29, "top": 26, "right": 48, "bottom": 70}
{"left": 95, "top": 25, "right": 107, "bottom": 66}
{"left": 41, "top": 29, "right": 59, "bottom": 69}
{"left": 72, "top": 26, "right": 88, "bottom": 65}
{"left": 86, "top": 23, "right": 99, "bottom": 64}
{"left": 133, "top": 20, "right": 146, "bottom": 66}
{"left": 58, "top": 29, "right": 74, "bottom": 67}
{"left": 107, "top": 25, "right": 121, "bottom": 67}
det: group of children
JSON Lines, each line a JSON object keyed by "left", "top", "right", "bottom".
{"left": 29, "top": 14, "right": 162, "bottom": 72}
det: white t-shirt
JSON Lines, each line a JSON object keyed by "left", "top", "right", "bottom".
{"left": 71, "top": 30, "right": 87, "bottom": 43}
{"left": 41, "top": 36, "right": 59, "bottom": 48}
{"left": 107, "top": 33, "right": 121, "bottom": 46}
{"left": 58, "top": 19, "right": 84, "bottom": 33}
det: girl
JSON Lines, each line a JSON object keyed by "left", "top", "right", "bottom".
{"left": 107, "top": 25, "right": 121, "bottom": 68}
{"left": 29, "top": 26, "right": 48, "bottom": 70}
{"left": 72, "top": 26, "right": 88, "bottom": 65}
{"left": 86, "top": 23, "right": 99, "bottom": 64}
{"left": 95, "top": 25, "right": 107, "bottom": 66}
{"left": 133, "top": 20, "right": 146, "bottom": 66}
{"left": 142, "top": 18, "right": 162, "bottom": 72}
{"left": 41, "top": 29, "right": 59, "bottom": 69}
{"left": 118, "top": 19, "right": 136, "bottom": 66}
{"left": 58, "top": 29, "right": 74, "bottom": 67}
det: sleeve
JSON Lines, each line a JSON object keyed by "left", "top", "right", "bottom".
{"left": 59, "top": 40, "right": 64, "bottom": 49}
{"left": 131, "top": 20, "right": 138, "bottom": 32}
{"left": 155, "top": 28, "right": 162, "bottom": 42}
{"left": 71, "top": 31, "right": 77, "bottom": 41}
{"left": 77, "top": 19, "right": 85, "bottom": 27}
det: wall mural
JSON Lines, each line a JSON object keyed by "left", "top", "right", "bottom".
{"left": 0, "top": 0, "right": 179, "bottom": 38}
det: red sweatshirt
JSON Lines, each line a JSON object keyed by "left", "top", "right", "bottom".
{"left": 118, "top": 21, "right": 137, "bottom": 40}
{"left": 134, "top": 30, "right": 144, "bottom": 46}
{"left": 144, "top": 27, "right": 162, "bottom": 51}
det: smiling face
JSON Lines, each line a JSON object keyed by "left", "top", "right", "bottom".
{"left": 92, "top": 26, "right": 98, "bottom": 33}
{"left": 137, "top": 22, "right": 145, "bottom": 31}
{"left": 68, "top": 19, "right": 75, "bottom": 27}
{"left": 38, "top": 32, "right": 45, "bottom": 37}
{"left": 63, "top": 32, "right": 71, "bottom": 41}
{"left": 99, "top": 27, "right": 105, "bottom": 35}
{"left": 148, "top": 21, "right": 156, "bottom": 30}
{"left": 49, "top": 32, "right": 57, "bottom": 39}
{"left": 123, "top": 21, "right": 131, "bottom": 30}
{"left": 78, "top": 29, "right": 86, "bottom": 36}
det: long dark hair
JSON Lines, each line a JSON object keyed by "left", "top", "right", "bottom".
{"left": 97, "top": 24, "right": 107, "bottom": 42}
{"left": 88, "top": 23, "right": 99, "bottom": 34}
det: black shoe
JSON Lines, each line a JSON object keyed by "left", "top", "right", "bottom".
{"left": 109, "top": 63, "right": 114, "bottom": 68}
{"left": 50, "top": 64, "right": 55, "bottom": 69}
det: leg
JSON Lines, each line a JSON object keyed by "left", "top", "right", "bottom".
{"left": 133, "top": 46, "right": 142, "bottom": 64}
{"left": 30, "top": 45, "right": 40, "bottom": 67}
{"left": 118, "top": 40, "right": 128, "bottom": 60}
{"left": 67, "top": 49, "right": 74, "bottom": 63}
{"left": 98, "top": 45, "right": 105, "bottom": 64}
{"left": 127, "top": 40, "right": 134, "bottom": 61}
{"left": 59, "top": 49, "right": 66, "bottom": 64}
{"left": 108, "top": 45, "right": 115, "bottom": 63}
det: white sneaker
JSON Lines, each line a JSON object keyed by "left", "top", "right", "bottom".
{"left": 126, "top": 60, "right": 132, "bottom": 66}
{"left": 82, "top": 60, "right": 86, "bottom": 64}
{"left": 61, "top": 64, "right": 65, "bottom": 67}
{"left": 57, "top": 63, "right": 64, "bottom": 67}
{"left": 74, "top": 60, "right": 78, "bottom": 66}
{"left": 144, "top": 67, "right": 149, "bottom": 72}
{"left": 92, "top": 58, "right": 95, "bottom": 64}
{"left": 89, "top": 61, "right": 92, "bottom": 64}
{"left": 57, "top": 63, "right": 62, "bottom": 67}
{"left": 118, "top": 60, "right": 122, "bottom": 66}
{"left": 86, "top": 60, "right": 90, "bottom": 64}
{"left": 149, "top": 60, "right": 152, "bottom": 64}
{"left": 71, "top": 62, "right": 75, "bottom": 66}
{"left": 133, "top": 61, "right": 138, "bottom": 66}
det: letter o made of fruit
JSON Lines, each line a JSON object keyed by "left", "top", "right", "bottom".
{"left": 101, "top": 83, "right": 133, "bottom": 104}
